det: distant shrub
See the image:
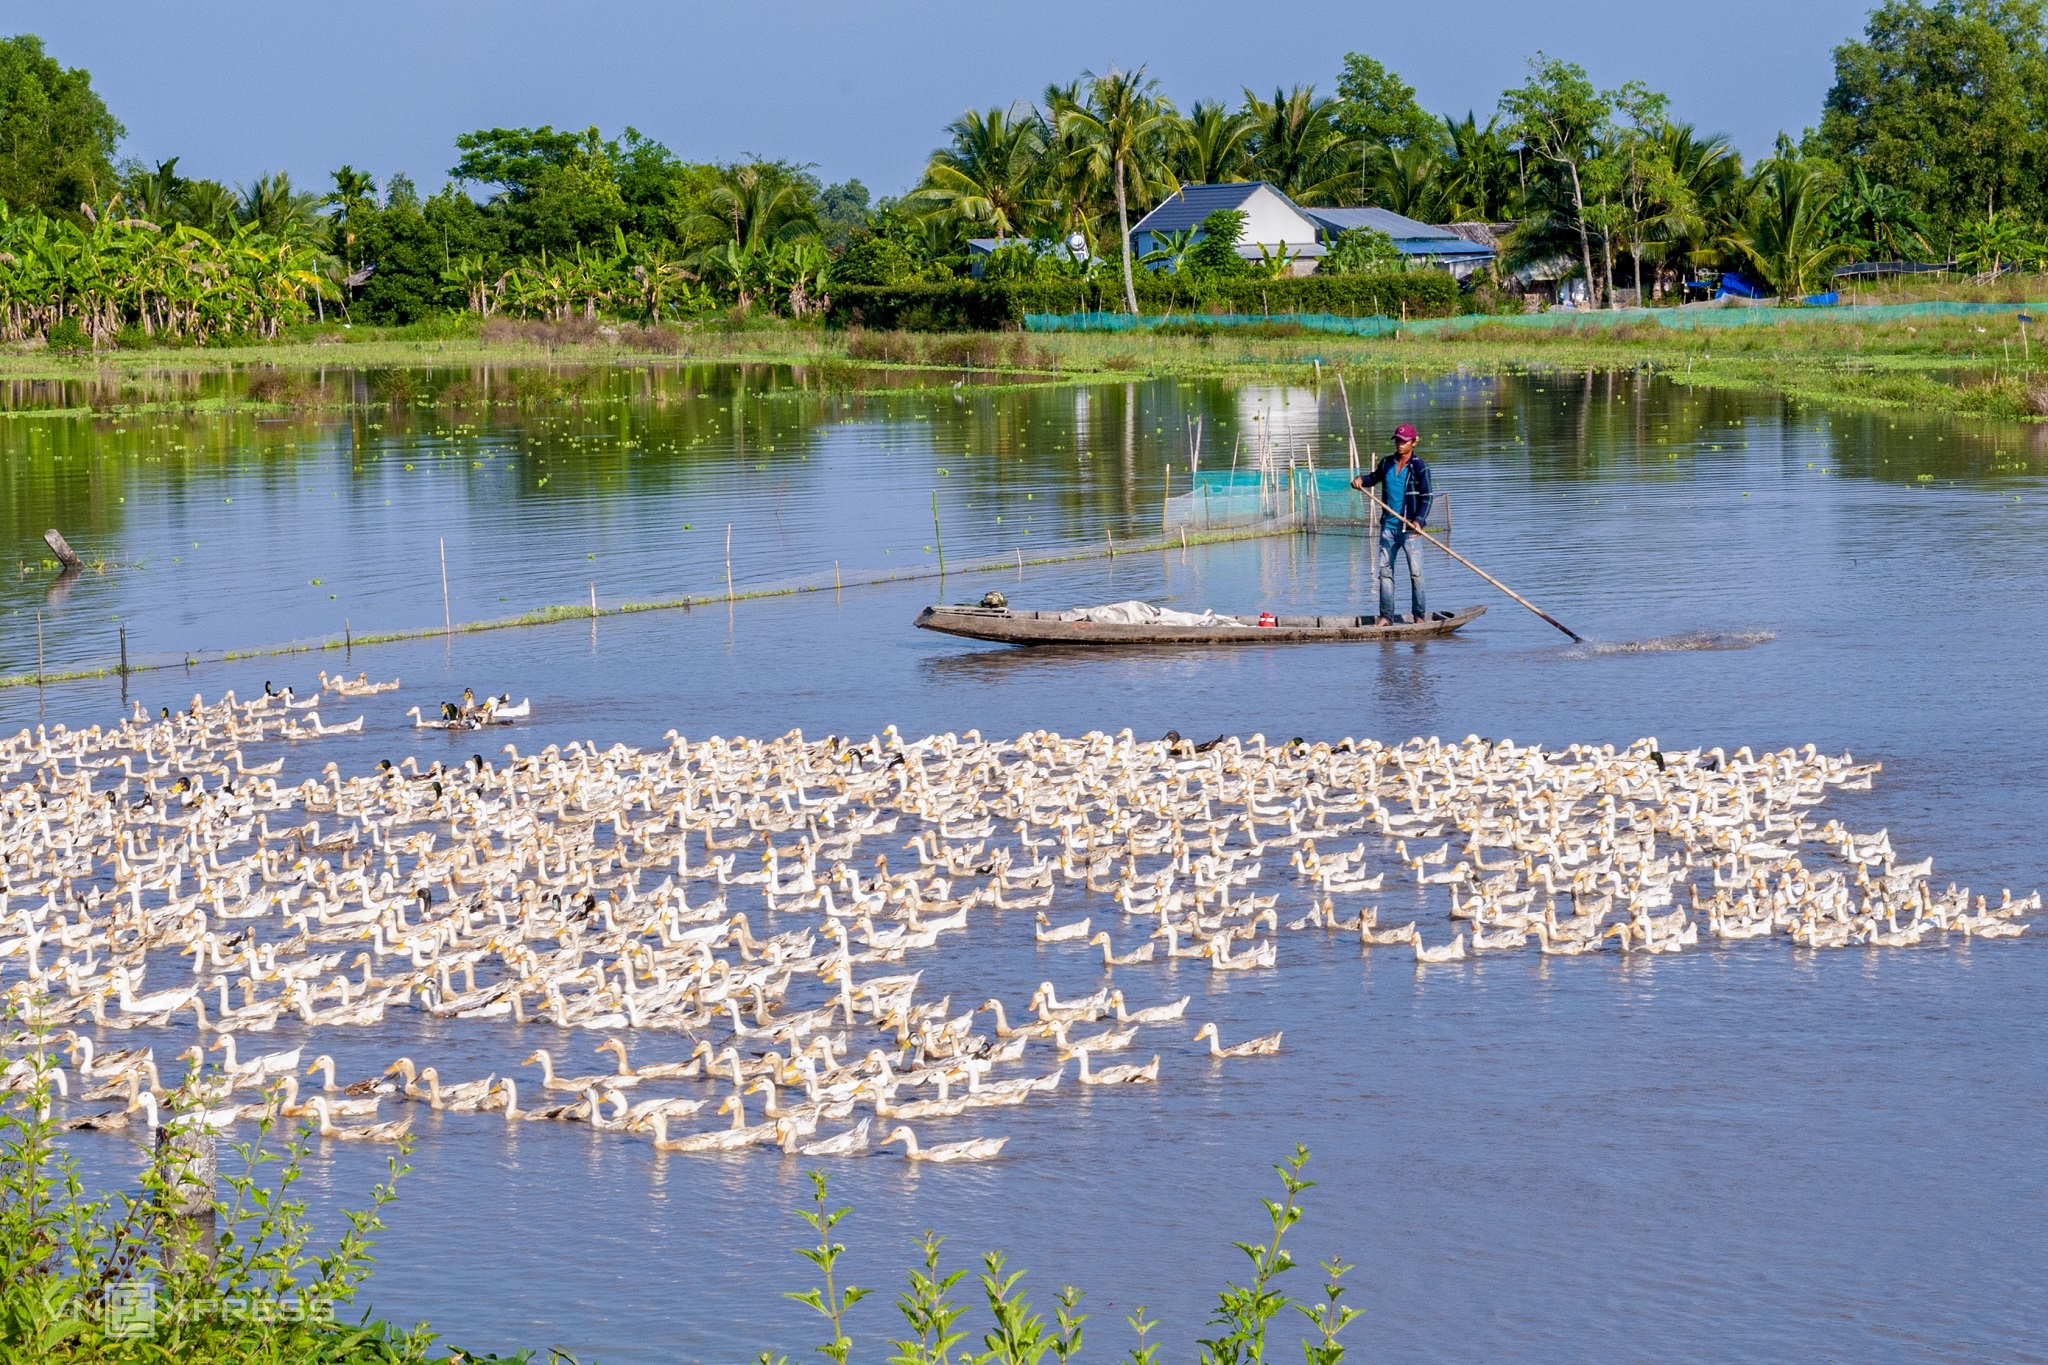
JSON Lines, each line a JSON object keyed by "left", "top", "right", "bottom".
{"left": 46, "top": 316, "right": 88, "bottom": 351}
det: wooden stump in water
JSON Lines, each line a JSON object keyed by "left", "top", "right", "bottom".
{"left": 43, "top": 528, "right": 82, "bottom": 569}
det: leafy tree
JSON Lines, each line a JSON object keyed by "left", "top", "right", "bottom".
{"left": 519, "top": 158, "right": 629, "bottom": 253}
{"left": 686, "top": 160, "right": 820, "bottom": 258}
{"left": 833, "top": 232, "right": 924, "bottom": 286}
{"left": 1606, "top": 81, "right": 1679, "bottom": 301}
{"left": 352, "top": 181, "right": 508, "bottom": 322}
{"left": 1334, "top": 54, "right": 1437, "bottom": 150}
{"left": 1501, "top": 55, "right": 1612, "bottom": 305}
{"left": 449, "top": 125, "right": 586, "bottom": 200}
{"left": 1319, "top": 226, "right": 1400, "bottom": 274}
{"left": 1060, "top": 67, "right": 1178, "bottom": 314}
{"left": 0, "top": 34, "right": 123, "bottom": 215}
{"left": 177, "top": 177, "right": 240, "bottom": 235}
{"left": 1815, "top": 0, "right": 2048, "bottom": 242}
{"left": 817, "top": 178, "right": 871, "bottom": 249}
{"left": 1183, "top": 208, "right": 1248, "bottom": 278}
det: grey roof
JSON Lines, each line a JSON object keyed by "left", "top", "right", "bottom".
{"left": 1301, "top": 206, "right": 1458, "bottom": 240}
{"left": 1130, "top": 182, "right": 1279, "bottom": 235}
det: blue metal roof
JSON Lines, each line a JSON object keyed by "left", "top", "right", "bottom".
{"left": 1130, "top": 182, "right": 1276, "bottom": 235}
{"left": 1303, "top": 206, "right": 1452, "bottom": 240}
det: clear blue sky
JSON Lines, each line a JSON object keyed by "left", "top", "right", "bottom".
{"left": 19, "top": 1, "right": 1877, "bottom": 197}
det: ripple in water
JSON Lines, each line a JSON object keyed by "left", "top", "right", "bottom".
{"left": 1581, "top": 630, "right": 1776, "bottom": 655}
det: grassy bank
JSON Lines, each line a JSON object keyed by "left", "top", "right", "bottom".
{"left": 3, "top": 298, "right": 2046, "bottom": 424}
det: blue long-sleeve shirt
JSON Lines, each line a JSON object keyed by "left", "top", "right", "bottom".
{"left": 1360, "top": 453, "right": 1432, "bottom": 527}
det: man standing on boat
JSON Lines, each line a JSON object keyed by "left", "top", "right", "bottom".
{"left": 1351, "top": 423, "right": 1432, "bottom": 625}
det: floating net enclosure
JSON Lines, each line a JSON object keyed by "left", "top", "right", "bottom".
{"left": 1161, "top": 413, "right": 1450, "bottom": 540}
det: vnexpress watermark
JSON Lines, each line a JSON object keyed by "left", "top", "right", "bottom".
{"left": 97, "top": 1283, "right": 335, "bottom": 1340}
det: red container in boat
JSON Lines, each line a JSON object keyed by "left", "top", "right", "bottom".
{"left": 1257, "top": 612, "right": 1277, "bottom": 628}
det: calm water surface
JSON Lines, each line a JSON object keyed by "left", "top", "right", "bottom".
{"left": 4, "top": 365, "right": 2045, "bottom": 1362}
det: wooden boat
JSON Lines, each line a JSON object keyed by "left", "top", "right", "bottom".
{"left": 915, "top": 604, "right": 1486, "bottom": 647}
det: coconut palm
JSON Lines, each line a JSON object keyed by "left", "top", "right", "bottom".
{"left": 686, "top": 163, "right": 819, "bottom": 258}
{"left": 1058, "top": 66, "right": 1178, "bottom": 314}
{"left": 1171, "top": 100, "right": 1255, "bottom": 187}
{"left": 1241, "top": 86, "right": 1354, "bottom": 205}
{"left": 178, "top": 180, "right": 240, "bottom": 237}
{"left": 913, "top": 105, "right": 1044, "bottom": 242}
{"left": 1436, "top": 113, "right": 1518, "bottom": 222}
{"left": 1653, "top": 124, "right": 1745, "bottom": 287}
{"left": 1735, "top": 157, "right": 1852, "bottom": 299}
{"left": 1368, "top": 142, "right": 1446, "bottom": 221}
{"left": 238, "top": 172, "right": 328, "bottom": 248}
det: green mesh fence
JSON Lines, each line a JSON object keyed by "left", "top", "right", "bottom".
{"left": 1027, "top": 299, "right": 2048, "bottom": 336}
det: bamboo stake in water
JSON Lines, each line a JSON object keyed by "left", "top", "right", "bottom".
{"left": 590, "top": 582, "right": 597, "bottom": 619}
{"left": 1362, "top": 489, "right": 1582, "bottom": 642}
{"left": 932, "top": 491, "right": 945, "bottom": 576}
{"left": 439, "top": 538, "right": 451, "bottom": 635}
{"left": 725, "top": 524, "right": 734, "bottom": 602}
{"left": 35, "top": 611, "right": 44, "bottom": 686}
{"left": 118, "top": 624, "right": 127, "bottom": 677}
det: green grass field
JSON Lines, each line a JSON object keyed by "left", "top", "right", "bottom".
{"left": 4, "top": 288, "right": 2045, "bottom": 424}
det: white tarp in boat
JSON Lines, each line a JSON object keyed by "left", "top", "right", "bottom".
{"left": 1057, "top": 600, "right": 1248, "bottom": 627}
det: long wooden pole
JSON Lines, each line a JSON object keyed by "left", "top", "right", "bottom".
{"left": 1361, "top": 488, "right": 1582, "bottom": 642}
{"left": 1335, "top": 374, "right": 1359, "bottom": 474}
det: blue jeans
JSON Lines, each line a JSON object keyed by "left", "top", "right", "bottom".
{"left": 1377, "top": 519, "right": 1426, "bottom": 620}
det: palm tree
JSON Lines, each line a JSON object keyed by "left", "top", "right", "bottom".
{"left": 129, "top": 158, "right": 182, "bottom": 226}
{"left": 178, "top": 180, "right": 239, "bottom": 237}
{"left": 323, "top": 165, "right": 378, "bottom": 270}
{"left": 913, "top": 105, "right": 1044, "bottom": 242}
{"left": 1369, "top": 142, "right": 1445, "bottom": 221}
{"left": 686, "top": 163, "right": 819, "bottom": 257}
{"left": 1171, "top": 100, "right": 1254, "bottom": 187}
{"left": 1241, "top": 86, "right": 1354, "bottom": 205}
{"left": 1735, "top": 157, "right": 1850, "bottom": 299}
{"left": 1436, "top": 114, "right": 1517, "bottom": 221}
{"left": 1657, "top": 124, "right": 1744, "bottom": 290}
{"left": 1059, "top": 67, "right": 1178, "bottom": 315}
{"left": 238, "top": 172, "right": 327, "bottom": 248}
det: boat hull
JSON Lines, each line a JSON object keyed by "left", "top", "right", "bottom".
{"left": 914, "top": 604, "right": 1486, "bottom": 646}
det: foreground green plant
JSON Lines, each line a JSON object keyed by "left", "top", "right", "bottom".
{"left": 1195, "top": 1145, "right": 1313, "bottom": 1365}
{"left": 786, "top": 1170, "right": 871, "bottom": 1365}
{"left": 0, "top": 1010, "right": 501, "bottom": 1364}
{"left": 777, "top": 1149, "right": 1358, "bottom": 1365}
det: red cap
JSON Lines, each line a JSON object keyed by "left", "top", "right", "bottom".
{"left": 1393, "top": 423, "right": 1418, "bottom": 442}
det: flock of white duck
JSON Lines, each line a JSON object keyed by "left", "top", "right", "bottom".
{"left": 0, "top": 678, "right": 2032, "bottom": 1165}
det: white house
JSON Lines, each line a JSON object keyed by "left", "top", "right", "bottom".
{"left": 1129, "top": 183, "right": 1324, "bottom": 276}
{"left": 1130, "top": 183, "right": 1499, "bottom": 278}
